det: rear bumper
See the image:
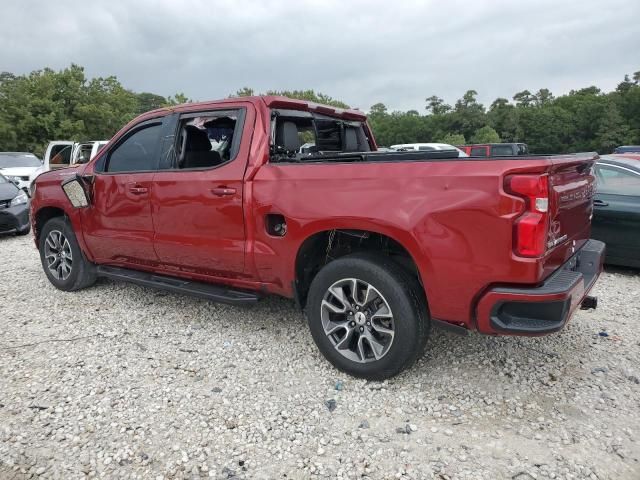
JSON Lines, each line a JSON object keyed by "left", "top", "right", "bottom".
{"left": 476, "top": 239, "right": 605, "bottom": 335}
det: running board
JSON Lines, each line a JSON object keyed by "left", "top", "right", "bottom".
{"left": 96, "top": 266, "right": 260, "bottom": 306}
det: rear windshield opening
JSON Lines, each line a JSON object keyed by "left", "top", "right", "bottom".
{"left": 271, "top": 109, "right": 371, "bottom": 162}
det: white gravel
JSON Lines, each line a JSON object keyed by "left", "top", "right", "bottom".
{"left": 1, "top": 234, "right": 639, "bottom": 479}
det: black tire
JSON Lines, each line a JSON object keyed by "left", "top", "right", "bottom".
{"left": 15, "top": 225, "right": 31, "bottom": 236}
{"left": 306, "top": 252, "right": 430, "bottom": 380}
{"left": 38, "top": 217, "right": 97, "bottom": 291}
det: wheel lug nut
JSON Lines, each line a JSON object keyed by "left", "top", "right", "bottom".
{"left": 359, "top": 326, "right": 364, "bottom": 333}
{"left": 366, "top": 321, "right": 371, "bottom": 326}
{"left": 350, "top": 321, "right": 355, "bottom": 327}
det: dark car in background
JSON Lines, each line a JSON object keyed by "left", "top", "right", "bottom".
{"left": 0, "top": 173, "right": 31, "bottom": 235}
{"left": 613, "top": 146, "right": 640, "bottom": 154}
{"left": 457, "top": 143, "right": 528, "bottom": 157}
{"left": 591, "top": 155, "right": 640, "bottom": 268}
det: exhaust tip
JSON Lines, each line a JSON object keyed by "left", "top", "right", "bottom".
{"left": 580, "top": 295, "right": 598, "bottom": 310}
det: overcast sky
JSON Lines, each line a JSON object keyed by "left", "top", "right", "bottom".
{"left": 1, "top": 0, "right": 638, "bottom": 111}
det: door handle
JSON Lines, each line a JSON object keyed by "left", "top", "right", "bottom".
{"left": 211, "top": 187, "right": 236, "bottom": 196}
{"left": 129, "top": 186, "right": 148, "bottom": 195}
{"left": 593, "top": 199, "right": 608, "bottom": 207}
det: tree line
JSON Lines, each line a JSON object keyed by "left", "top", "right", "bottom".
{"left": 1, "top": 64, "right": 638, "bottom": 156}
{"left": 365, "top": 74, "right": 640, "bottom": 153}
{"left": 0, "top": 64, "right": 188, "bottom": 155}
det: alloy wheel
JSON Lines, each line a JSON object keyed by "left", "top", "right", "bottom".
{"left": 44, "top": 230, "right": 73, "bottom": 281}
{"left": 320, "top": 278, "right": 395, "bottom": 363}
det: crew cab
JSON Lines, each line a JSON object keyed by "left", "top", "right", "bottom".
{"left": 30, "top": 96, "right": 604, "bottom": 379}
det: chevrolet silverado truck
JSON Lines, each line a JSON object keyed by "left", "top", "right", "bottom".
{"left": 30, "top": 96, "right": 604, "bottom": 380}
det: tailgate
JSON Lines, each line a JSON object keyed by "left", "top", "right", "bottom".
{"left": 545, "top": 153, "right": 597, "bottom": 265}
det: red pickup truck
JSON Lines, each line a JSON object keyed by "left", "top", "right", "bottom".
{"left": 30, "top": 96, "right": 604, "bottom": 379}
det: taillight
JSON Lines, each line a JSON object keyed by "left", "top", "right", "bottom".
{"left": 506, "top": 174, "right": 549, "bottom": 257}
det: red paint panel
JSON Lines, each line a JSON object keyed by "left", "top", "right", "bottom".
{"left": 251, "top": 157, "right": 558, "bottom": 324}
{"left": 81, "top": 172, "right": 157, "bottom": 263}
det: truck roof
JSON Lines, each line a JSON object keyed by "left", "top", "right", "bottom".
{"left": 141, "top": 95, "right": 367, "bottom": 122}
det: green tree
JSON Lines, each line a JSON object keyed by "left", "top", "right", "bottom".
{"left": 452, "top": 90, "right": 485, "bottom": 140}
{"left": 513, "top": 90, "right": 535, "bottom": 107}
{"left": 165, "top": 93, "right": 191, "bottom": 105}
{"left": 534, "top": 88, "right": 554, "bottom": 106}
{"left": 369, "top": 103, "right": 388, "bottom": 116}
{"left": 234, "top": 87, "right": 255, "bottom": 97}
{"left": 439, "top": 133, "right": 466, "bottom": 145}
{"left": 594, "top": 103, "right": 631, "bottom": 153}
{"left": 470, "top": 125, "right": 500, "bottom": 144}
{"left": 425, "top": 95, "right": 451, "bottom": 115}
{"left": 136, "top": 92, "right": 168, "bottom": 114}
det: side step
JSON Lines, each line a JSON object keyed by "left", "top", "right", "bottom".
{"left": 96, "top": 266, "right": 261, "bottom": 306}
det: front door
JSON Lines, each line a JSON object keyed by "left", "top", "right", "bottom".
{"left": 81, "top": 119, "right": 165, "bottom": 264}
{"left": 592, "top": 162, "right": 640, "bottom": 265}
{"left": 150, "top": 107, "right": 252, "bottom": 278}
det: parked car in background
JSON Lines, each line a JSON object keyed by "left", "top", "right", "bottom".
{"left": 591, "top": 154, "right": 640, "bottom": 268}
{"left": 29, "top": 140, "right": 110, "bottom": 190}
{"left": 41, "top": 140, "right": 109, "bottom": 171}
{"left": 0, "top": 173, "right": 30, "bottom": 235}
{"left": 390, "top": 143, "right": 469, "bottom": 157}
{"left": 30, "top": 95, "right": 603, "bottom": 379}
{"left": 458, "top": 143, "right": 529, "bottom": 157}
{"left": 613, "top": 146, "right": 640, "bottom": 154}
{"left": 0, "top": 152, "right": 43, "bottom": 195}
{"left": 74, "top": 141, "right": 109, "bottom": 165}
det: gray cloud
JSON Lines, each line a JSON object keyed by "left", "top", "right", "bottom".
{"left": 1, "top": 0, "right": 638, "bottom": 112}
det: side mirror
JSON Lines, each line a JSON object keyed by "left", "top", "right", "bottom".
{"left": 61, "top": 174, "right": 92, "bottom": 208}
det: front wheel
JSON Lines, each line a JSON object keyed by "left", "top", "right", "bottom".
{"left": 306, "top": 253, "right": 430, "bottom": 380}
{"left": 39, "top": 217, "right": 97, "bottom": 291}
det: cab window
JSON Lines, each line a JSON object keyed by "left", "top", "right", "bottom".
{"left": 165, "top": 110, "right": 244, "bottom": 170}
{"left": 49, "top": 145, "right": 73, "bottom": 166}
{"left": 596, "top": 165, "right": 640, "bottom": 196}
{"left": 104, "top": 123, "right": 163, "bottom": 173}
{"left": 470, "top": 147, "right": 487, "bottom": 157}
{"left": 490, "top": 145, "right": 514, "bottom": 156}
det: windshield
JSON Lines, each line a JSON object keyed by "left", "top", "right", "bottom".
{"left": 0, "top": 153, "right": 41, "bottom": 168}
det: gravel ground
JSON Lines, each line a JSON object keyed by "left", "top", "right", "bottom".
{"left": 1, "top": 234, "right": 639, "bottom": 480}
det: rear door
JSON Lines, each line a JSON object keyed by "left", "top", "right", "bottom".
{"left": 81, "top": 119, "right": 165, "bottom": 264}
{"left": 592, "top": 163, "right": 640, "bottom": 265}
{"left": 150, "top": 105, "right": 253, "bottom": 278}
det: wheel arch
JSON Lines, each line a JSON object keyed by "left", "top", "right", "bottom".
{"left": 34, "top": 206, "right": 67, "bottom": 243}
{"left": 293, "top": 227, "right": 429, "bottom": 308}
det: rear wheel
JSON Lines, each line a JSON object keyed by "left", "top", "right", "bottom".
{"left": 39, "top": 217, "right": 97, "bottom": 291}
{"left": 306, "top": 253, "right": 429, "bottom": 380}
